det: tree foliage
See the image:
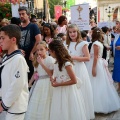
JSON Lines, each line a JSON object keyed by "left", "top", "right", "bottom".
{"left": 48, "top": 0, "right": 63, "bottom": 18}
{"left": 0, "top": 2, "right": 12, "bottom": 20}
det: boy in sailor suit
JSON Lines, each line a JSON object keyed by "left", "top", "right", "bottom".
{"left": 0, "top": 24, "right": 29, "bottom": 120}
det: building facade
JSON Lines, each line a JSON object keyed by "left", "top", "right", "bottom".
{"left": 75, "top": 0, "right": 97, "bottom": 9}
{"left": 98, "top": 0, "right": 120, "bottom": 22}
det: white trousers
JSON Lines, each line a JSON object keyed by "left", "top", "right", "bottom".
{"left": 6, "top": 113, "right": 25, "bottom": 120}
{"left": 106, "top": 50, "right": 110, "bottom": 62}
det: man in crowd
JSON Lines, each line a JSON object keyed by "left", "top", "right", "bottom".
{"left": 18, "top": 6, "right": 41, "bottom": 81}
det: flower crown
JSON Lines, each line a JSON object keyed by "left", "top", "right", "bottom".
{"left": 97, "top": 30, "right": 100, "bottom": 33}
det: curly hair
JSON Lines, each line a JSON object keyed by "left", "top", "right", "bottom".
{"left": 33, "top": 41, "right": 48, "bottom": 68}
{"left": 66, "top": 24, "right": 82, "bottom": 49}
{"left": 58, "top": 15, "right": 67, "bottom": 25}
{"left": 49, "top": 40, "right": 73, "bottom": 71}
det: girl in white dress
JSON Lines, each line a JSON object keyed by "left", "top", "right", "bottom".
{"left": 86, "top": 27, "right": 120, "bottom": 113}
{"left": 48, "top": 40, "right": 87, "bottom": 120}
{"left": 65, "top": 24, "right": 94, "bottom": 119}
{"left": 25, "top": 41, "right": 55, "bottom": 120}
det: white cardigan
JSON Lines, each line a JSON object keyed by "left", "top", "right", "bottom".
{"left": 0, "top": 52, "right": 29, "bottom": 114}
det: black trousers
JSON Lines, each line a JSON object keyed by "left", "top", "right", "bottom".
{"left": 25, "top": 56, "right": 34, "bottom": 82}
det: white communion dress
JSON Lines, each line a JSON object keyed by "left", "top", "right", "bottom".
{"left": 25, "top": 56, "right": 55, "bottom": 120}
{"left": 68, "top": 41, "right": 95, "bottom": 119}
{"left": 86, "top": 41, "right": 120, "bottom": 113}
{"left": 50, "top": 62, "right": 87, "bottom": 120}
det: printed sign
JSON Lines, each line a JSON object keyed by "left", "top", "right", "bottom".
{"left": 71, "top": 3, "right": 90, "bottom": 31}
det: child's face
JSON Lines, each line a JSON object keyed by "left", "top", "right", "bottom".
{"left": 43, "top": 27, "right": 51, "bottom": 36}
{"left": 0, "top": 31, "right": 12, "bottom": 51}
{"left": 36, "top": 44, "right": 47, "bottom": 58}
{"left": 68, "top": 28, "right": 77, "bottom": 41}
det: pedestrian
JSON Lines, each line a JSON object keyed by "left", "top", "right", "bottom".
{"left": 57, "top": 15, "right": 67, "bottom": 34}
{"left": 42, "top": 23, "right": 54, "bottom": 44}
{"left": 110, "top": 24, "right": 120, "bottom": 92}
{"left": 65, "top": 24, "right": 95, "bottom": 120}
{"left": 49, "top": 40, "right": 87, "bottom": 120}
{"left": 18, "top": 6, "right": 41, "bottom": 81}
{"left": 86, "top": 27, "right": 120, "bottom": 113}
{"left": 25, "top": 41, "right": 55, "bottom": 120}
{"left": 0, "top": 24, "right": 29, "bottom": 120}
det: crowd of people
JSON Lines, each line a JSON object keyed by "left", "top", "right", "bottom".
{"left": 0, "top": 6, "right": 120, "bottom": 120}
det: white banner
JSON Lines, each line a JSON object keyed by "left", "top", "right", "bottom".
{"left": 11, "top": 3, "right": 28, "bottom": 17}
{"left": 98, "top": 22, "right": 116, "bottom": 28}
{"left": 11, "top": 4, "right": 19, "bottom": 17}
{"left": 70, "top": 3, "right": 90, "bottom": 31}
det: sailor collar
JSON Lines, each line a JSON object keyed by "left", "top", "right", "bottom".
{"left": 1, "top": 50, "right": 23, "bottom": 66}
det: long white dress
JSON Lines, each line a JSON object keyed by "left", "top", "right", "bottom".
{"left": 86, "top": 41, "right": 120, "bottom": 113}
{"left": 50, "top": 62, "right": 87, "bottom": 120}
{"left": 68, "top": 41, "right": 95, "bottom": 119}
{"left": 25, "top": 56, "right": 55, "bottom": 120}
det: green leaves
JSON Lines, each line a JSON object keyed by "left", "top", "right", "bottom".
{"left": 0, "top": 2, "right": 12, "bottom": 19}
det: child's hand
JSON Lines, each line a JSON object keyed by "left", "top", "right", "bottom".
{"left": 33, "top": 72, "right": 39, "bottom": 80}
{"left": 51, "top": 81, "right": 59, "bottom": 87}
{"left": 37, "top": 55, "right": 44, "bottom": 65}
{"left": 29, "top": 52, "right": 34, "bottom": 61}
{"left": 50, "top": 76, "right": 55, "bottom": 82}
{"left": 20, "top": 49, "right": 25, "bottom": 56}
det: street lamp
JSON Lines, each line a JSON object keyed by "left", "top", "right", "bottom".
{"left": 28, "top": 0, "right": 34, "bottom": 13}
{"left": 63, "top": 0, "right": 67, "bottom": 16}
{"left": 105, "top": 6, "right": 114, "bottom": 21}
{"left": 43, "top": 0, "right": 46, "bottom": 17}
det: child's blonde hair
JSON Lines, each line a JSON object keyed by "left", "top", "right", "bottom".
{"left": 33, "top": 41, "right": 48, "bottom": 68}
{"left": 0, "top": 18, "right": 9, "bottom": 26}
{"left": 66, "top": 24, "right": 82, "bottom": 49}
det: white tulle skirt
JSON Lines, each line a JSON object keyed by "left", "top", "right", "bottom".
{"left": 50, "top": 84, "right": 87, "bottom": 120}
{"left": 86, "top": 58, "right": 120, "bottom": 113}
{"left": 74, "top": 61, "right": 95, "bottom": 119}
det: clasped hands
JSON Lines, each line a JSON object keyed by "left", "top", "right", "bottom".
{"left": 50, "top": 77, "right": 59, "bottom": 87}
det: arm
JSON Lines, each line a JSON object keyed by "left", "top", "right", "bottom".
{"left": 116, "top": 46, "right": 120, "bottom": 50}
{"left": 71, "top": 44, "right": 90, "bottom": 62}
{"left": 37, "top": 56, "right": 53, "bottom": 76}
{"left": 92, "top": 44, "right": 99, "bottom": 77}
{"left": 29, "top": 34, "right": 41, "bottom": 61}
{"left": 41, "top": 63, "right": 53, "bottom": 77}
{"left": 28, "top": 72, "right": 35, "bottom": 87}
{"left": 52, "top": 65, "right": 77, "bottom": 87}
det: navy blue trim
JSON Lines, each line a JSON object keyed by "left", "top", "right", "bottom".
{"left": 1, "top": 50, "right": 22, "bottom": 64}
{"left": 0, "top": 65, "right": 4, "bottom": 88}
{"left": 7, "top": 112, "right": 26, "bottom": 115}
{"left": 1, "top": 101, "right": 10, "bottom": 111}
